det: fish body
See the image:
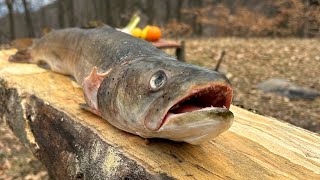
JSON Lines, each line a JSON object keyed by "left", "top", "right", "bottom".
{"left": 14, "top": 26, "right": 234, "bottom": 144}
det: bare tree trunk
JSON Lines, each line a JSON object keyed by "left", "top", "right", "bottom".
{"left": 21, "top": 0, "right": 35, "bottom": 37}
{"left": 66, "top": 0, "right": 75, "bottom": 27}
{"left": 39, "top": 4, "right": 47, "bottom": 28}
{"left": 147, "top": 0, "right": 155, "bottom": 24}
{"left": 166, "top": 0, "right": 171, "bottom": 22}
{"left": 105, "top": 0, "right": 113, "bottom": 26}
{"left": 194, "top": 0, "right": 203, "bottom": 36}
{"left": 92, "top": 0, "right": 99, "bottom": 20}
{"left": 5, "top": 0, "right": 15, "bottom": 40}
{"left": 119, "top": 0, "right": 128, "bottom": 26}
{"left": 58, "top": 0, "right": 65, "bottom": 28}
{"left": 176, "top": 0, "right": 183, "bottom": 22}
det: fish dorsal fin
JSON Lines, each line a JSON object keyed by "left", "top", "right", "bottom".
{"left": 82, "top": 66, "right": 110, "bottom": 116}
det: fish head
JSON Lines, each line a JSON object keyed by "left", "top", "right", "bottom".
{"left": 97, "top": 57, "right": 233, "bottom": 144}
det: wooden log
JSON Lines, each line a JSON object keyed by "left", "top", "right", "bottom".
{"left": 0, "top": 50, "right": 320, "bottom": 179}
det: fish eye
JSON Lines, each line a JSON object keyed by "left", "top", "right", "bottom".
{"left": 149, "top": 70, "right": 167, "bottom": 91}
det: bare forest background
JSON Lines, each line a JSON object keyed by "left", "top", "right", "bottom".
{"left": 0, "top": 0, "right": 319, "bottom": 43}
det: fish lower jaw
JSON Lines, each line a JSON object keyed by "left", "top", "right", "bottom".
{"left": 155, "top": 106, "right": 233, "bottom": 144}
{"left": 139, "top": 106, "right": 233, "bottom": 144}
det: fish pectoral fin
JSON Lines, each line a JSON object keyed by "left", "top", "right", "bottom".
{"left": 82, "top": 66, "right": 111, "bottom": 116}
{"left": 79, "top": 103, "right": 102, "bottom": 116}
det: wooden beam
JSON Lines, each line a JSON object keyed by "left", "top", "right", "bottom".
{"left": 0, "top": 50, "right": 320, "bottom": 179}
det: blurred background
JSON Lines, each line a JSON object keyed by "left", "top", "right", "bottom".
{"left": 0, "top": 0, "right": 319, "bottom": 179}
{"left": 0, "top": 0, "right": 320, "bottom": 42}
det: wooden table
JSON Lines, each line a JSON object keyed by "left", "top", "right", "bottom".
{"left": 0, "top": 49, "right": 319, "bottom": 179}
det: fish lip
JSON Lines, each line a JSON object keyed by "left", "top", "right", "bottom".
{"left": 162, "top": 106, "right": 233, "bottom": 124}
{"left": 157, "top": 107, "right": 234, "bottom": 144}
{"left": 158, "top": 82, "right": 233, "bottom": 130}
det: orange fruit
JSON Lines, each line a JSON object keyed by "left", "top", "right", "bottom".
{"left": 141, "top": 26, "right": 151, "bottom": 40}
{"left": 131, "top": 28, "right": 142, "bottom": 38}
{"left": 146, "top": 26, "right": 161, "bottom": 42}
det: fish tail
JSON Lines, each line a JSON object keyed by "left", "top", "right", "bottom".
{"left": 10, "top": 38, "right": 34, "bottom": 51}
{"left": 8, "top": 49, "right": 32, "bottom": 63}
{"left": 9, "top": 38, "right": 34, "bottom": 63}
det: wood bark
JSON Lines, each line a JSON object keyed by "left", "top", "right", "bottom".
{"left": 0, "top": 49, "right": 320, "bottom": 179}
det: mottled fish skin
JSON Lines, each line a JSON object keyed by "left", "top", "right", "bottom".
{"left": 27, "top": 25, "right": 234, "bottom": 144}
{"left": 97, "top": 58, "right": 230, "bottom": 131}
{"left": 30, "top": 26, "right": 172, "bottom": 84}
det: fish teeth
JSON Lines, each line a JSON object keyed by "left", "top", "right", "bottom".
{"left": 170, "top": 104, "right": 180, "bottom": 110}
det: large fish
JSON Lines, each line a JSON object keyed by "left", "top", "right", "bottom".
{"left": 10, "top": 26, "right": 233, "bottom": 144}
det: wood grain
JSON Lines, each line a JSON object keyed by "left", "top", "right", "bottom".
{"left": 0, "top": 50, "right": 319, "bottom": 179}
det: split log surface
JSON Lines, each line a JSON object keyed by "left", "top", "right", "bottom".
{"left": 0, "top": 50, "right": 320, "bottom": 179}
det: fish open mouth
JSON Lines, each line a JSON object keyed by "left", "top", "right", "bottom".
{"left": 162, "top": 84, "right": 233, "bottom": 124}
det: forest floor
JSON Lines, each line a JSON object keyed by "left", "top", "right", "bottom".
{"left": 1, "top": 38, "right": 319, "bottom": 179}
{"left": 184, "top": 38, "right": 320, "bottom": 133}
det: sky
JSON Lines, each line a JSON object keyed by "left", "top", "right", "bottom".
{"left": 0, "top": 0, "right": 55, "bottom": 16}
